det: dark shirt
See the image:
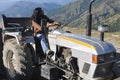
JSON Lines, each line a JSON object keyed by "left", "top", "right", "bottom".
{"left": 31, "top": 14, "right": 54, "bottom": 26}
{"left": 31, "top": 14, "right": 54, "bottom": 34}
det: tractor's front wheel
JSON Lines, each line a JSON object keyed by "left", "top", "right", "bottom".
{"left": 3, "top": 39, "right": 33, "bottom": 80}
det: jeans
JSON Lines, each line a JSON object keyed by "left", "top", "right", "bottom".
{"left": 36, "top": 34, "right": 49, "bottom": 54}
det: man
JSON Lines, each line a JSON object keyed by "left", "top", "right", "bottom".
{"left": 31, "top": 7, "right": 60, "bottom": 57}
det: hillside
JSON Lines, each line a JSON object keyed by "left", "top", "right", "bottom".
{"left": 50, "top": 0, "right": 120, "bottom": 32}
{"left": 0, "top": 1, "right": 62, "bottom": 17}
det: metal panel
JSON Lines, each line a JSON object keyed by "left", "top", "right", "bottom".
{"left": 82, "top": 63, "right": 90, "bottom": 74}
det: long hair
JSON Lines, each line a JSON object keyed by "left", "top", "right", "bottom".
{"left": 31, "top": 7, "right": 44, "bottom": 23}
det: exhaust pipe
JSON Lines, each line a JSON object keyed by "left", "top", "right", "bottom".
{"left": 86, "top": 0, "right": 96, "bottom": 36}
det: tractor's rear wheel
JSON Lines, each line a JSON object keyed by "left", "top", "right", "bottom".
{"left": 3, "top": 39, "right": 33, "bottom": 80}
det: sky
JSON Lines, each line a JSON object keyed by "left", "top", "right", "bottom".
{"left": 0, "top": 0, "right": 76, "bottom": 11}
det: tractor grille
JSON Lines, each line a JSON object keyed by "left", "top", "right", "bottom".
{"left": 94, "top": 63, "right": 113, "bottom": 77}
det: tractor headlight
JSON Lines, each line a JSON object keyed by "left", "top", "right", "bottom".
{"left": 109, "top": 52, "right": 116, "bottom": 59}
{"left": 92, "top": 52, "right": 116, "bottom": 64}
{"left": 92, "top": 55, "right": 104, "bottom": 64}
{"left": 98, "top": 55, "right": 104, "bottom": 63}
{"left": 109, "top": 53, "right": 114, "bottom": 58}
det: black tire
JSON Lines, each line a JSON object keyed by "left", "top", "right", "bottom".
{"left": 2, "top": 39, "right": 33, "bottom": 80}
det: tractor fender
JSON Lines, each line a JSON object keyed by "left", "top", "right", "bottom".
{"left": 3, "top": 32, "right": 35, "bottom": 45}
{"left": 3, "top": 32, "right": 21, "bottom": 45}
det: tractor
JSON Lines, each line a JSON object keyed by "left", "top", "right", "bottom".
{"left": 0, "top": 1, "right": 120, "bottom": 80}
{"left": 0, "top": 14, "right": 120, "bottom": 80}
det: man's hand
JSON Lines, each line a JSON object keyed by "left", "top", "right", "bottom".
{"left": 53, "top": 21, "right": 61, "bottom": 26}
{"left": 47, "top": 21, "right": 61, "bottom": 27}
{"left": 32, "top": 20, "right": 42, "bottom": 36}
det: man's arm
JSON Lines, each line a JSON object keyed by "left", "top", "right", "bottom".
{"left": 32, "top": 20, "right": 42, "bottom": 35}
{"left": 44, "top": 15, "right": 60, "bottom": 27}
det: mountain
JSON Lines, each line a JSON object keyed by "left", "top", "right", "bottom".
{"left": 49, "top": 0, "right": 106, "bottom": 26}
{"left": 49, "top": 0, "right": 90, "bottom": 25}
{"left": 49, "top": 0, "right": 120, "bottom": 32}
{"left": 1, "top": 0, "right": 120, "bottom": 32}
{"left": 0, "top": 0, "right": 77, "bottom": 12}
{"left": 0, "top": 1, "right": 62, "bottom": 17}
{"left": 42, "top": 0, "right": 77, "bottom": 5}
{"left": 22, "top": 0, "right": 77, "bottom": 5}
